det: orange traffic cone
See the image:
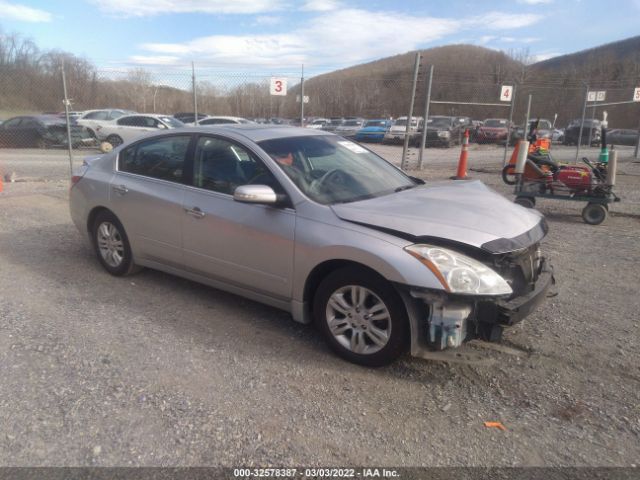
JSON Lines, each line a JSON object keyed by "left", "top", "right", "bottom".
{"left": 452, "top": 129, "right": 470, "bottom": 180}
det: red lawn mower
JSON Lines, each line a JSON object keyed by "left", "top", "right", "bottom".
{"left": 502, "top": 117, "right": 620, "bottom": 225}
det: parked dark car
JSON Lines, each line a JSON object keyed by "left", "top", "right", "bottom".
{"left": 173, "top": 112, "right": 208, "bottom": 124}
{"left": 322, "top": 117, "right": 345, "bottom": 132}
{"left": 412, "top": 116, "right": 464, "bottom": 148}
{"left": 0, "top": 115, "right": 93, "bottom": 148}
{"left": 607, "top": 128, "right": 639, "bottom": 147}
{"left": 563, "top": 119, "right": 601, "bottom": 146}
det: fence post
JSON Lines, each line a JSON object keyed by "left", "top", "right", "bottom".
{"left": 503, "top": 83, "right": 517, "bottom": 166}
{"left": 634, "top": 115, "right": 640, "bottom": 159}
{"left": 417, "top": 64, "right": 433, "bottom": 170}
{"left": 401, "top": 52, "right": 421, "bottom": 171}
{"left": 524, "top": 94, "right": 532, "bottom": 139}
{"left": 61, "top": 62, "right": 73, "bottom": 177}
{"left": 192, "top": 61, "right": 199, "bottom": 125}
{"left": 300, "top": 64, "right": 305, "bottom": 127}
{"left": 587, "top": 103, "right": 597, "bottom": 146}
{"left": 576, "top": 84, "right": 589, "bottom": 162}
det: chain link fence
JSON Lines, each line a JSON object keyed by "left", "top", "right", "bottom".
{"left": 0, "top": 61, "right": 638, "bottom": 174}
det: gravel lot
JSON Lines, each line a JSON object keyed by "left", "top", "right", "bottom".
{"left": 0, "top": 143, "right": 638, "bottom": 467}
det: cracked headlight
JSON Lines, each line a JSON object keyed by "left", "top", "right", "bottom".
{"left": 405, "top": 244, "right": 512, "bottom": 295}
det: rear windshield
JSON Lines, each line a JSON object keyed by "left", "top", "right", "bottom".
{"left": 364, "top": 120, "right": 387, "bottom": 127}
{"left": 429, "top": 117, "right": 453, "bottom": 127}
{"left": 484, "top": 119, "right": 507, "bottom": 127}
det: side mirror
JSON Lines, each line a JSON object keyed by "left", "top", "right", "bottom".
{"left": 157, "top": 124, "right": 167, "bottom": 129}
{"left": 233, "top": 185, "right": 279, "bottom": 205}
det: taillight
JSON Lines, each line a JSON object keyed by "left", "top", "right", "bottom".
{"left": 70, "top": 175, "right": 83, "bottom": 188}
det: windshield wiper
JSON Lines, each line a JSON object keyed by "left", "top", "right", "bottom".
{"left": 394, "top": 185, "right": 416, "bottom": 193}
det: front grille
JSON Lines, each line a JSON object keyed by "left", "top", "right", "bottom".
{"left": 490, "top": 244, "right": 541, "bottom": 299}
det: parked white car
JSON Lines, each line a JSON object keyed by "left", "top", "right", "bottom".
{"left": 76, "top": 109, "right": 135, "bottom": 138}
{"left": 97, "top": 114, "right": 184, "bottom": 147}
{"left": 383, "top": 116, "right": 423, "bottom": 144}
{"left": 306, "top": 118, "right": 330, "bottom": 129}
{"left": 188, "top": 116, "right": 254, "bottom": 126}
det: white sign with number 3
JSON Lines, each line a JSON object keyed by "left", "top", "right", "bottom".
{"left": 270, "top": 77, "right": 287, "bottom": 96}
{"left": 500, "top": 85, "right": 513, "bottom": 102}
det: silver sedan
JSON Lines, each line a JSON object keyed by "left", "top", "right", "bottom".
{"left": 70, "top": 126, "right": 554, "bottom": 366}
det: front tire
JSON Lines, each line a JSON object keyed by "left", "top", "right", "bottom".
{"left": 582, "top": 203, "right": 608, "bottom": 225}
{"left": 313, "top": 267, "right": 409, "bottom": 367}
{"left": 501, "top": 164, "right": 517, "bottom": 185}
{"left": 92, "top": 211, "right": 139, "bottom": 276}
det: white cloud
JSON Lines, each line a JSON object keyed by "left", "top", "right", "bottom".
{"left": 0, "top": 1, "right": 52, "bottom": 22}
{"left": 132, "top": 8, "right": 544, "bottom": 68}
{"left": 300, "top": 0, "right": 341, "bottom": 11}
{"left": 530, "top": 52, "right": 560, "bottom": 62}
{"left": 467, "top": 12, "right": 543, "bottom": 30}
{"left": 253, "top": 15, "right": 283, "bottom": 26}
{"left": 90, "top": 0, "right": 286, "bottom": 16}
{"left": 128, "top": 55, "right": 182, "bottom": 65}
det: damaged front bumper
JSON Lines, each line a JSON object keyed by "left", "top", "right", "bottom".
{"left": 402, "top": 259, "right": 555, "bottom": 357}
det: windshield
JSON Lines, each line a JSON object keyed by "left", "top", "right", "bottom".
{"left": 258, "top": 135, "right": 415, "bottom": 205}
{"left": 428, "top": 117, "right": 452, "bottom": 128}
{"left": 343, "top": 120, "right": 362, "bottom": 126}
{"left": 530, "top": 120, "right": 552, "bottom": 129}
{"left": 159, "top": 117, "right": 185, "bottom": 128}
{"left": 484, "top": 119, "right": 507, "bottom": 128}
{"left": 330, "top": 119, "right": 343, "bottom": 125}
{"left": 364, "top": 120, "right": 387, "bottom": 128}
{"left": 569, "top": 119, "right": 600, "bottom": 127}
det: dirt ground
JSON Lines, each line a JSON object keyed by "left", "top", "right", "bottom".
{"left": 0, "top": 144, "right": 638, "bottom": 467}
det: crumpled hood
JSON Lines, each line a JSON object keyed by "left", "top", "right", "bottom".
{"left": 331, "top": 180, "right": 546, "bottom": 253}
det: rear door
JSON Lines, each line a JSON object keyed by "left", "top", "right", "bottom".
{"left": 181, "top": 134, "right": 295, "bottom": 299}
{"left": 109, "top": 133, "right": 194, "bottom": 268}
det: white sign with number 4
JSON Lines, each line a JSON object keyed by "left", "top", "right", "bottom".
{"left": 634, "top": 87, "right": 640, "bottom": 102}
{"left": 500, "top": 85, "right": 513, "bottom": 102}
{"left": 270, "top": 77, "right": 287, "bottom": 96}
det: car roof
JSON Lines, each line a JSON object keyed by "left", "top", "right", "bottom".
{"left": 185, "top": 124, "right": 333, "bottom": 143}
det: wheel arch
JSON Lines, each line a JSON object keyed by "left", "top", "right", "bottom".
{"left": 86, "top": 206, "right": 117, "bottom": 236}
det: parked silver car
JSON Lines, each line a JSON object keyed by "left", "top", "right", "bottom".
{"left": 69, "top": 126, "right": 553, "bottom": 366}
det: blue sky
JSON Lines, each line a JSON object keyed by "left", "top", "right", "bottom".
{"left": 1, "top": 0, "right": 639, "bottom": 76}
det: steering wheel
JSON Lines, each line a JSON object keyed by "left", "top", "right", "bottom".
{"left": 312, "top": 168, "right": 354, "bottom": 191}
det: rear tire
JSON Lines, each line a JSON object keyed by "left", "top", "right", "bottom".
{"left": 92, "top": 211, "right": 140, "bottom": 276}
{"left": 106, "top": 135, "right": 123, "bottom": 148}
{"left": 582, "top": 203, "right": 608, "bottom": 225}
{"left": 313, "top": 267, "right": 409, "bottom": 367}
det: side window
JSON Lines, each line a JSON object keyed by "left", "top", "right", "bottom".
{"left": 109, "top": 111, "right": 126, "bottom": 120}
{"left": 85, "top": 111, "right": 109, "bottom": 120}
{"left": 119, "top": 135, "right": 191, "bottom": 182}
{"left": 193, "top": 136, "right": 281, "bottom": 195}
{"left": 4, "top": 118, "right": 23, "bottom": 127}
{"left": 117, "top": 117, "right": 136, "bottom": 126}
{"left": 22, "top": 119, "right": 39, "bottom": 128}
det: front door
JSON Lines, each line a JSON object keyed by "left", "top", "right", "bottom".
{"left": 182, "top": 135, "right": 295, "bottom": 299}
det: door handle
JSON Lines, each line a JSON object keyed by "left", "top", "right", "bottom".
{"left": 185, "top": 206, "right": 205, "bottom": 218}
{"left": 113, "top": 184, "right": 128, "bottom": 194}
